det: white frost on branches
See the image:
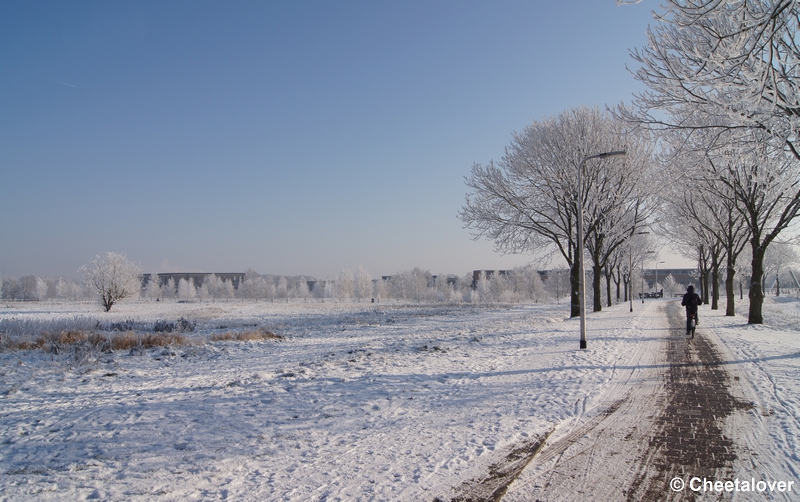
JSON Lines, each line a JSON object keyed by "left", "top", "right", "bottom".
{"left": 80, "top": 252, "right": 143, "bottom": 312}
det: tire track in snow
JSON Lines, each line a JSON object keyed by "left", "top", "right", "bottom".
{"left": 442, "top": 302, "right": 668, "bottom": 501}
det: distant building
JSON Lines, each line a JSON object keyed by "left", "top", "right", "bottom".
{"left": 642, "top": 268, "right": 698, "bottom": 291}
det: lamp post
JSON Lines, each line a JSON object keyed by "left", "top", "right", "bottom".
{"left": 655, "top": 260, "right": 665, "bottom": 299}
{"left": 578, "top": 150, "right": 626, "bottom": 350}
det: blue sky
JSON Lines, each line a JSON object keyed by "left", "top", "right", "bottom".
{"left": 1, "top": 1, "right": 671, "bottom": 280}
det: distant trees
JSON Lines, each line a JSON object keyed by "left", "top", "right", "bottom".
{"left": 145, "top": 274, "right": 162, "bottom": 300}
{"left": 1, "top": 264, "right": 607, "bottom": 307}
{"left": 80, "top": 252, "right": 143, "bottom": 312}
{"left": 336, "top": 270, "right": 354, "bottom": 301}
{"left": 354, "top": 266, "right": 373, "bottom": 301}
{"left": 1, "top": 276, "right": 88, "bottom": 301}
{"left": 177, "top": 278, "right": 196, "bottom": 300}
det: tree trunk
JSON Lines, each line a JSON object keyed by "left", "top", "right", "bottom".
{"left": 606, "top": 270, "right": 613, "bottom": 308}
{"left": 570, "top": 261, "right": 581, "bottom": 318}
{"left": 748, "top": 245, "right": 766, "bottom": 324}
{"left": 725, "top": 265, "right": 736, "bottom": 316}
{"left": 711, "top": 253, "right": 720, "bottom": 310}
{"left": 593, "top": 264, "right": 603, "bottom": 312}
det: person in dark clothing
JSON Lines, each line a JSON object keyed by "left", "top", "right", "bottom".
{"left": 681, "top": 285, "right": 702, "bottom": 335}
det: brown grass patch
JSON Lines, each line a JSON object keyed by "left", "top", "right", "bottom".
{"left": 110, "top": 331, "right": 186, "bottom": 350}
{"left": 58, "top": 330, "right": 88, "bottom": 344}
{"left": 210, "top": 328, "right": 282, "bottom": 342}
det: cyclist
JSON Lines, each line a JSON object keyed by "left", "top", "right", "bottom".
{"left": 681, "top": 285, "right": 702, "bottom": 335}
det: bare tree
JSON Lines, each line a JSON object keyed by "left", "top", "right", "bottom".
{"left": 80, "top": 252, "right": 143, "bottom": 312}
{"left": 460, "top": 106, "right": 654, "bottom": 316}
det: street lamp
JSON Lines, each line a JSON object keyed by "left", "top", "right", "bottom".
{"left": 578, "top": 149, "right": 626, "bottom": 350}
{"left": 655, "top": 260, "right": 665, "bottom": 298}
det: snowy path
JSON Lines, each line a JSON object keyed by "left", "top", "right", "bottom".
{"left": 504, "top": 301, "right": 798, "bottom": 502}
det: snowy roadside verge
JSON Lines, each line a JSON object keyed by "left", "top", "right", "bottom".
{"left": 699, "top": 296, "right": 800, "bottom": 493}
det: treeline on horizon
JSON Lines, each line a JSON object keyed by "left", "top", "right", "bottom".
{"left": 1, "top": 266, "right": 572, "bottom": 304}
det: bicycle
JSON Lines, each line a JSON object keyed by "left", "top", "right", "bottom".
{"left": 687, "top": 312, "right": 697, "bottom": 338}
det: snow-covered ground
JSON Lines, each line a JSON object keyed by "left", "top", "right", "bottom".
{"left": 701, "top": 296, "right": 800, "bottom": 492}
{"left": 0, "top": 297, "right": 798, "bottom": 500}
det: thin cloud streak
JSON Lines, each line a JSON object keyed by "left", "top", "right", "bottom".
{"left": 48, "top": 79, "right": 76, "bottom": 88}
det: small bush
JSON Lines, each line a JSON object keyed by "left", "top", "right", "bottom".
{"left": 153, "top": 317, "right": 195, "bottom": 333}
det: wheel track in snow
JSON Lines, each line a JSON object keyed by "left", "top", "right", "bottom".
{"left": 502, "top": 303, "right": 667, "bottom": 501}
{"left": 439, "top": 302, "right": 666, "bottom": 501}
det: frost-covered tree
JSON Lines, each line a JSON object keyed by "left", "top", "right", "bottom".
{"left": 54, "top": 277, "right": 66, "bottom": 300}
{"left": 336, "top": 270, "right": 354, "bottom": 301}
{"left": 222, "top": 279, "right": 235, "bottom": 301}
{"left": 622, "top": 0, "right": 800, "bottom": 322}
{"left": 659, "top": 133, "right": 750, "bottom": 315}
{"left": 434, "top": 274, "right": 457, "bottom": 302}
{"left": 508, "top": 265, "right": 546, "bottom": 303}
{"left": 204, "top": 274, "right": 222, "bottom": 301}
{"left": 239, "top": 271, "right": 268, "bottom": 300}
{"left": 145, "top": 273, "right": 162, "bottom": 300}
{"left": 197, "top": 281, "right": 210, "bottom": 301}
{"left": 313, "top": 280, "right": 332, "bottom": 302}
{"left": 626, "top": 0, "right": 800, "bottom": 161}
{"left": 711, "top": 136, "right": 800, "bottom": 322}
{"left": 662, "top": 274, "right": 681, "bottom": 298}
{"left": 35, "top": 277, "right": 48, "bottom": 301}
{"left": 2, "top": 277, "right": 20, "bottom": 301}
{"left": 354, "top": 266, "right": 373, "bottom": 302}
{"left": 163, "top": 278, "right": 177, "bottom": 300}
{"left": 178, "top": 278, "right": 196, "bottom": 300}
{"left": 460, "top": 107, "right": 654, "bottom": 316}
{"left": 543, "top": 267, "right": 570, "bottom": 304}
{"left": 389, "top": 268, "right": 431, "bottom": 301}
{"left": 295, "top": 279, "right": 311, "bottom": 302}
{"left": 763, "top": 242, "right": 800, "bottom": 295}
{"left": 374, "top": 277, "right": 388, "bottom": 302}
{"left": 80, "top": 252, "right": 143, "bottom": 312}
{"left": 276, "top": 277, "right": 288, "bottom": 302}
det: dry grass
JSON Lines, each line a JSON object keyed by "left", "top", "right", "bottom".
{"left": 210, "top": 328, "right": 282, "bottom": 342}
{"left": 1, "top": 330, "right": 187, "bottom": 353}
{"left": 110, "top": 331, "right": 187, "bottom": 350}
{"left": 1, "top": 326, "right": 280, "bottom": 353}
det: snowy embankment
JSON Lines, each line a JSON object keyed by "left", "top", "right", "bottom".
{"left": 701, "top": 296, "right": 800, "bottom": 488}
{"left": 0, "top": 297, "right": 797, "bottom": 500}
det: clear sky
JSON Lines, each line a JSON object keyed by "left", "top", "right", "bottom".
{"left": 1, "top": 0, "right": 677, "bottom": 280}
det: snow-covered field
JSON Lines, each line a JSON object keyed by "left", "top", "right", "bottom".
{"left": 1, "top": 297, "right": 798, "bottom": 500}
